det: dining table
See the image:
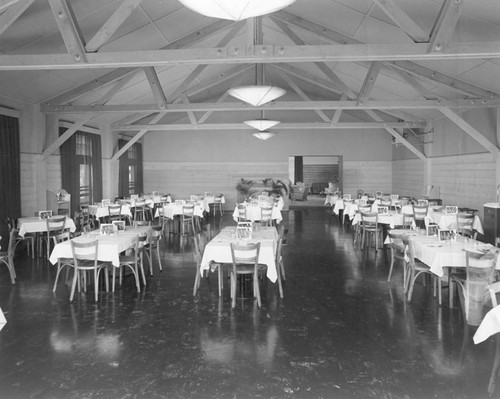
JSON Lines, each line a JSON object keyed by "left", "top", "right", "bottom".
{"left": 88, "top": 203, "right": 132, "bottom": 220}
{"left": 200, "top": 226, "right": 278, "bottom": 283}
{"left": 425, "top": 210, "right": 484, "bottom": 235}
{"left": 155, "top": 201, "right": 206, "bottom": 220}
{"left": 232, "top": 202, "right": 283, "bottom": 224}
{"left": 18, "top": 216, "right": 77, "bottom": 237}
{"left": 49, "top": 226, "right": 150, "bottom": 267}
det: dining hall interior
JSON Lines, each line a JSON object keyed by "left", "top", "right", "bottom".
{"left": 2, "top": 0, "right": 500, "bottom": 397}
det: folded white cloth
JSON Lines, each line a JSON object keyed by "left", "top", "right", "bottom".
{"left": 0, "top": 307, "right": 6, "bottom": 332}
{"left": 473, "top": 305, "right": 500, "bottom": 344}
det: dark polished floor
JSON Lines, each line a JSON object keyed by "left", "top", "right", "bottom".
{"left": 0, "top": 209, "right": 498, "bottom": 398}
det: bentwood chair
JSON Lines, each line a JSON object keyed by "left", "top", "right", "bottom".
{"left": 69, "top": 240, "right": 108, "bottom": 302}
{"left": 453, "top": 250, "right": 497, "bottom": 326}
{"left": 51, "top": 231, "right": 73, "bottom": 292}
{"left": 0, "top": 228, "right": 17, "bottom": 284}
{"left": 180, "top": 204, "right": 195, "bottom": 235}
{"left": 192, "top": 233, "right": 223, "bottom": 296}
{"left": 114, "top": 236, "right": 143, "bottom": 293}
{"left": 41, "top": 216, "right": 67, "bottom": 259}
{"left": 144, "top": 226, "right": 163, "bottom": 276}
{"left": 6, "top": 217, "right": 34, "bottom": 258}
{"left": 412, "top": 204, "right": 429, "bottom": 229}
{"left": 360, "top": 212, "right": 382, "bottom": 251}
{"left": 457, "top": 213, "right": 476, "bottom": 239}
{"left": 404, "top": 236, "right": 442, "bottom": 304}
{"left": 107, "top": 204, "right": 123, "bottom": 223}
{"left": 387, "top": 230, "right": 408, "bottom": 292}
{"left": 237, "top": 203, "right": 248, "bottom": 222}
{"left": 259, "top": 205, "right": 273, "bottom": 227}
{"left": 133, "top": 200, "right": 150, "bottom": 222}
{"left": 210, "top": 195, "right": 224, "bottom": 217}
{"left": 230, "top": 242, "right": 263, "bottom": 309}
{"left": 402, "top": 213, "right": 415, "bottom": 229}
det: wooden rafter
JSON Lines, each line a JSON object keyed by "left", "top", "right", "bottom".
{"left": 144, "top": 67, "right": 168, "bottom": 109}
{"left": 273, "top": 11, "right": 498, "bottom": 100}
{"left": 111, "top": 113, "right": 165, "bottom": 161}
{"left": 0, "top": 0, "right": 34, "bottom": 37}
{"left": 181, "top": 94, "right": 197, "bottom": 126}
{"left": 48, "top": 0, "right": 87, "bottom": 63}
{"left": 364, "top": 109, "right": 426, "bottom": 159}
{"left": 440, "top": 107, "right": 500, "bottom": 154}
{"left": 428, "top": 0, "right": 463, "bottom": 53}
{"left": 41, "top": 98, "right": 500, "bottom": 115}
{"left": 357, "top": 62, "right": 382, "bottom": 104}
{"left": 112, "top": 121, "right": 427, "bottom": 132}
{"left": 372, "top": 0, "right": 429, "bottom": 43}
{"left": 388, "top": 65, "right": 444, "bottom": 100}
{"left": 2, "top": 41, "right": 500, "bottom": 70}
{"left": 331, "top": 94, "right": 347, "bottom": 125}
{"left": 43, "top": 19, "right": 236, "bottom": 106}
{"left": 271, "top": 16, "right": 357, "bottom": 99}
{"left": 85, "top": 0, "right": 144, "bottom": 52}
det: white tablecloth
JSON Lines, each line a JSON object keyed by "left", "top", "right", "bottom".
{"left": 474, "top": 305, "right": 500, "bottom": 344}
{"left": 18, "top": 217, "right": 76, "bottom": 237}
{"left": 155, "top": 202, "right": 205, "bottom": 219}
{"left": 89, "top": 204, "right": 132, "bottom": 220}
{"left": 200, "top": 226, "right": 278, "bottom": 282}
{"left": 411, "top": 235, "right": 499, "bottom": 277}
{"left": 425, "top": 211, "right": 484, "bottom": 235}
{"left": 232, "top": 204, "right": 282, "bottom": 224}
{"left": 49, "top": 226, "right": 149, "bottom": 267}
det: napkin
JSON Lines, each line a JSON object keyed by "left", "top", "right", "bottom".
{"left": 0, "top": 307, "right": 6, "bottom": 332}
{"left": 473, "top": 305, "right": 500, "bottom": 344}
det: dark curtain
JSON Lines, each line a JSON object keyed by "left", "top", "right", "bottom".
{"left": 60, "top": 128, "right": 79, "bottom": 217}
{"left": 118, "top": 139, "right": 143, "bottom": 197}
{"left": 136, "top": 142, "right": 143, "bottom": 195}
{"left": 294, "top": 156, "right": 303, "bottom": 183}
{"left": 90, "top": 133, "right": 103, "bottom": 203}
{"left": 0, "top": 115, "right": 20, "bottom": 250}
{"left": 60, "top": 129, "right": 102, "bottom": 217}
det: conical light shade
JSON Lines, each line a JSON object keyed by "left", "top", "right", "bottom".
{"left": 228, "top": 85, "right": 286, "bottom": 106}
{"left": 244, "top": 119, "right": 281, "bottom": 131}
{"left": 178, "top": 0, "right": 296, "bottom": 21}
{"left": 252, "top": 131, "right": 275, "bottom": 140}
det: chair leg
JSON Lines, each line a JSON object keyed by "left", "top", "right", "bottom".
{"left": 277, "top": 263, "right": 284, "bottom": 299}
{"left": 156, "top": 244, "right": 162, "bottom": 272}
{"left": 69, "top": 270, "right": 79, "bottom": 302}
{"left": 231, "top": 272, "right": 236, "bottom": 309}
{"left": 387, "top": 252, "right": 395, "bottom": 282}
{"left": 193, "top": 267, "right": 201, "bottom": 296}
{"left": 218, "top": 265, "right": 223, "bottom": 297}
{"left": 254, "top": 272, "right": 261, "bottom": 308}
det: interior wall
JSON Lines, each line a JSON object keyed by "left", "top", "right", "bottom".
{"left": 143, "top": 128, "right": 392, "bottom": 207}
{"left": 392, "top": 108, "right": 498, "bottom": 220}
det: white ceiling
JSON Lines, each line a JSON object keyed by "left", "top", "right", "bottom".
{"left": 0, "top": 0, "right": 499, "bottom": 135}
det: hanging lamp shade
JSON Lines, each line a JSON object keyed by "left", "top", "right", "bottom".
{"left": 252, "top": 131, "right": 275, "bottom": 141}
{"left": 178, "top": 0, "right": 296, "bottom": 21}
{"left": 244, "top": 119, "right": 280, "bottom": 131}
{"left": 228, "top": 85, "right": 286, "bottom": 106}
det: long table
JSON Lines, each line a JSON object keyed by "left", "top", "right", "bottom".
{"left": 200, "top": 226, "right": 278, "bottom": 282}
{"left": 18, "top": 216, "right": 76, "bottom": 237}
{"left": 49, "top": 226, "right": 150, "bottom": 267}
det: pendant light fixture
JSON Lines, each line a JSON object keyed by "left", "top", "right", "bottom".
{"left": 178, "top": 0, "right": 296, "bottom": 21}
{"left": 252, "top": 131, "right": 276, "bottom": 140}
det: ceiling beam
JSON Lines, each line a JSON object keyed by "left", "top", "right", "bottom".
{"left": 275, "top": 61, "right": 331, "bottom": 122}
{"left": 112, "top": 121, "right": 427, "bottom": 132}
{"left": 43, "top": 19, "right": 237, "bottom": 105}
{"left": 41, "top": 114, "right": 94, "bottom": 160}
{"left": 48, "top": 0, "right": 87, "bottom": 63}
{"left": 181, "top": 93, "right": 197, "bottom": 126}
{"left": 111, "top": 113, "right": 165, "bottom": 161}
{"left": 144, "top": 67, "right": 168, "bottom": 109}
{"left": 271, "top": 16, "right": 357, "bottom": 98}
{"left": 364, "top": 109, "right": 426, "bottom": 159}
{"left": 41, "top": 98, "right": 500, "bottom": 114}
{"left": 428, "top": 0, "right": 463, "bottom": 53}
{"left": 439, "top": 107, "right": 500, "bottom": 154}
{"left": 357, "top": 62, "right": 382, "bottom": 104}
{"left": 388, "top": 65, "right": 444, "bottom": 100}
{"left": 271, "top": 63, "right": 417, "bottom": 122}
{"left": 273, "top": 10, "right": 498, "bottom": 99}
{"left": 0, "top": 0, "right": 35, "bottom": 37}
{"left": 372, "top": 0, "right": 429, "bottom": 43}
{"left": 331, "top": 94, "right": 347, "bottom": 125}
{"left": 85, "top": 0, "right": 144, "bottom": 52}
{"left": 3, "top": 41, "right": 500, "bottom": 70}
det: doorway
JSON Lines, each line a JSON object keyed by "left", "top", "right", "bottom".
{"left": 288, "top": 155, "right": 343, "bottom": 194}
